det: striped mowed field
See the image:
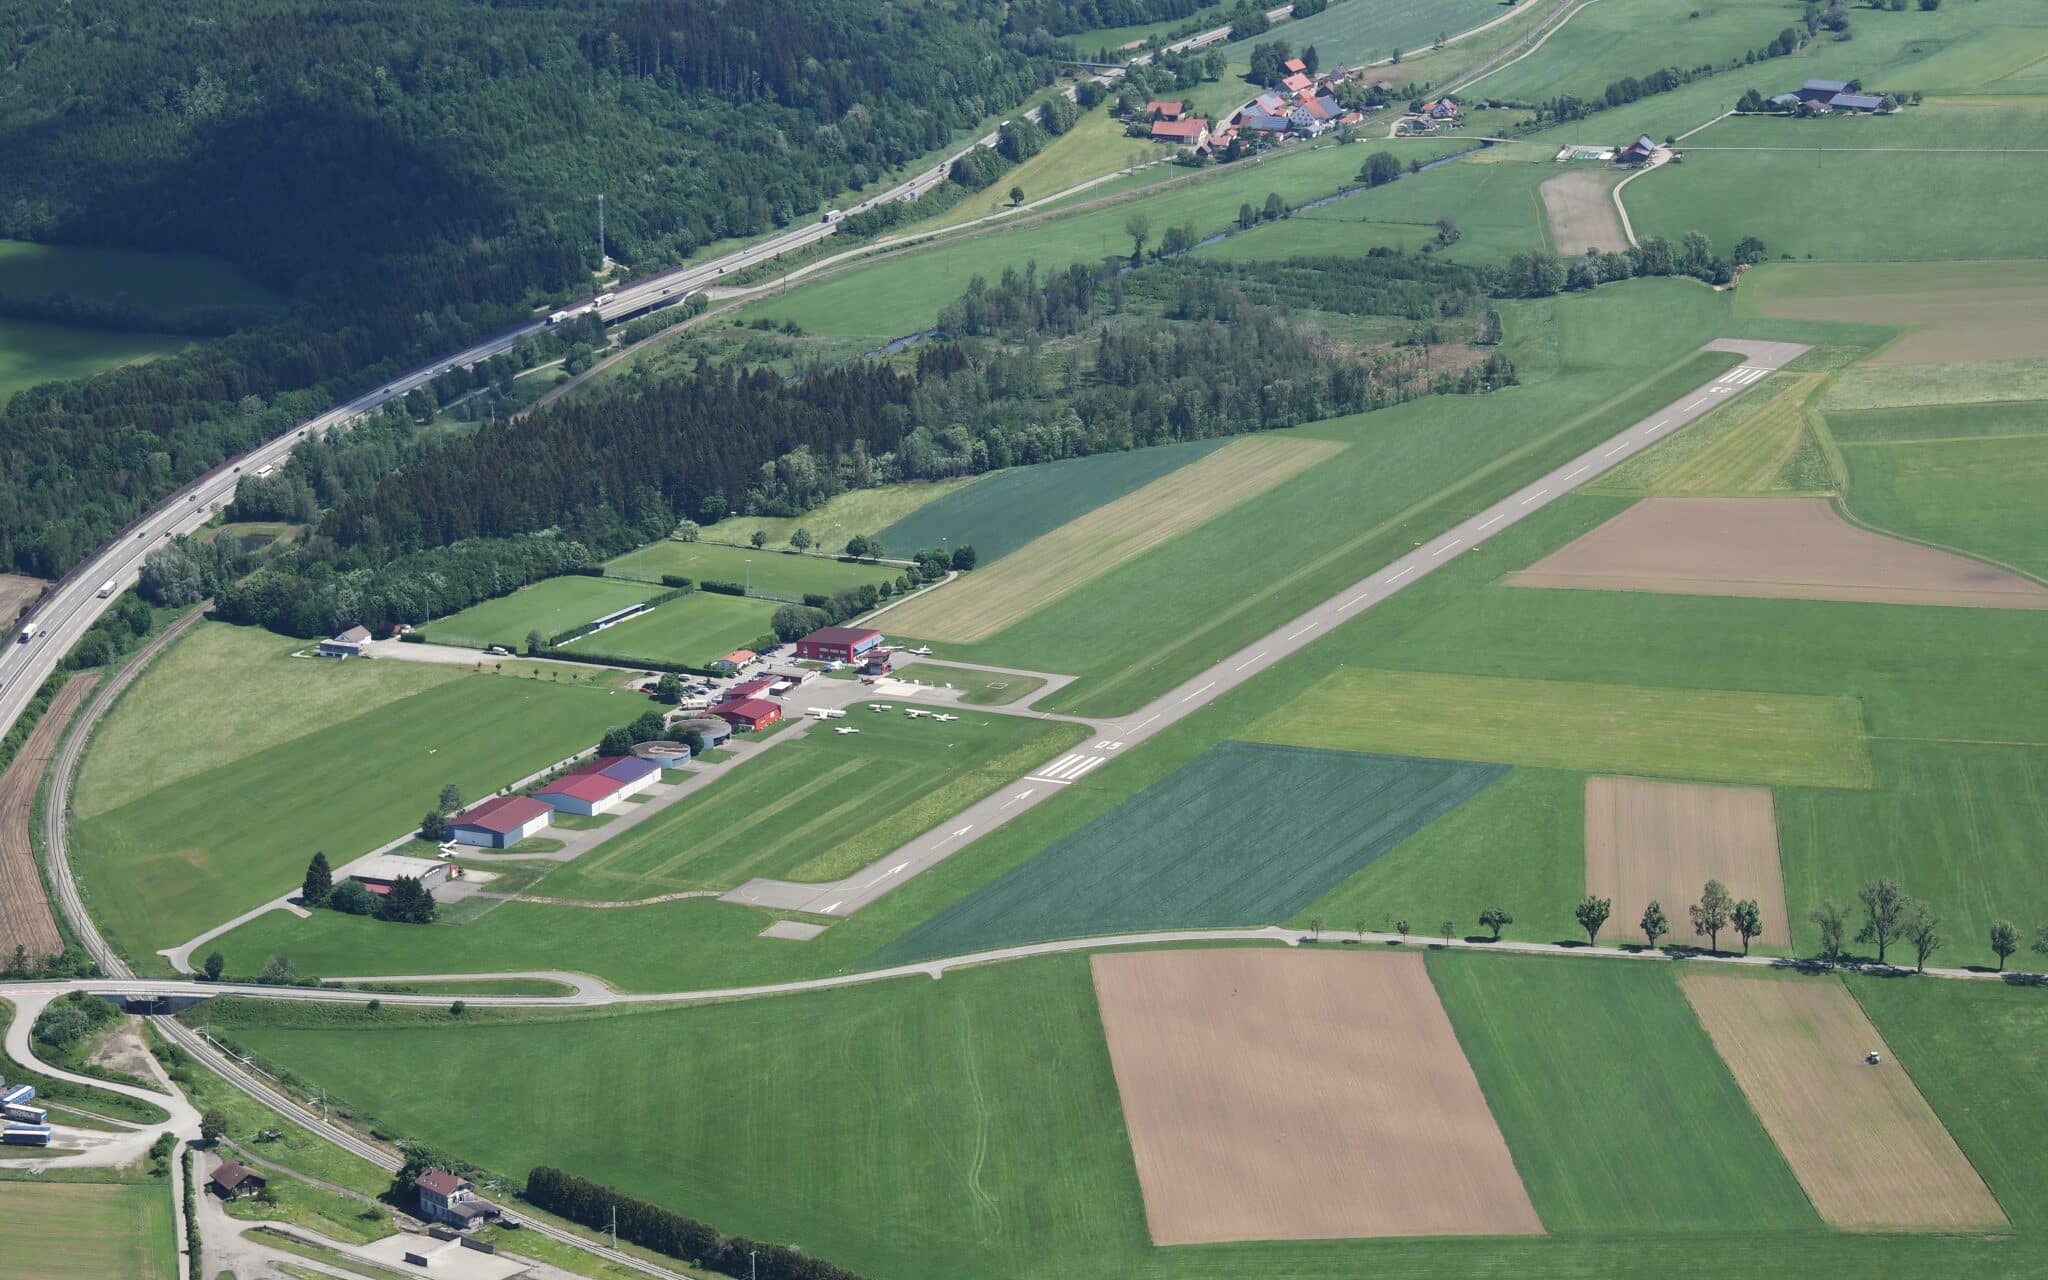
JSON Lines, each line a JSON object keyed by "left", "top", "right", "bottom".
{"left": 882, "top": 435, "right": 1344, "bottom": 642}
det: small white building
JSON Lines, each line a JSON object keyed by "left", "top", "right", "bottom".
{"left": 348, "top": 852, "right": 452, "bottom": 893}
{"left": 317, "top": 626, "right": 371, "bottom": 658}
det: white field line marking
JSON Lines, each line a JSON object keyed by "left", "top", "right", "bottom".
{"left": 1520, "top": 488, "right": 1548, "bottom": 505}
{"left": 1389, "top": 565, "right": 1414, "bottom": 581}
{"left": 1234, "top": 651, "right": 1267, "bottom": 672}
{"left": 1180, "top": 681, "right": 1216, "bottom": 703}
{"left": 1686, "top": 399, "right": 1710, "bottom": 410}
{"left": 1286, "top": 623, "right": 1318, "bottom": 640}
{"left": 1432, "top": 539, "right": 1461, "bottom": 557}
{"left": 1478, "top": 513, "right": 1504, "bottom": 530}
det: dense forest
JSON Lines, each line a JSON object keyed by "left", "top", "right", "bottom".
{"left": 0, "top": 0, "right": 1059, "bottom": 578}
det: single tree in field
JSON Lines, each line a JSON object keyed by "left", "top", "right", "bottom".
{"left": 1903, "top": 901, "right": 1943, "bottom": 973}
{"left": 790, "top": 527, "right": 812, "bottom": 551}
{"left": 1124, "top": 214, "right": 1151, "bottom": 261}
{"left": 1397, "top": 919, "right": 1411, "bottom": 943}
{"left": 259, "top": 955, "right": 298, "bottom": 986}
{"left": 525, "top": 629, "right": 545, "bottom": 656}
{"left": 437, "top": 783, "right": 463, "bottom": 815}
{"left": 1238, "top": 202, "right": 1257, "bottom": 229}
{"left": 301, "top": 851, "right": 333, "bottom": 907}
{"left": 1857, "top": 877, "right": 1908, "bottom": 965}
{"left": 1478, "top": 906, "right": 1512, "bottom": 940}
{"left": 1690, "top": 880, "right": 1732, "bottom": 953}
{"left": 1263, "top": 191, "right": 1285, "bottom": 221}
{"left": 1640, "top": 900, "right": 1669, "bottom": 950}
{"left": 1809, "top": 899, "right": 1848, "bottom": 965}
{"left": 203, "top": 950, "right": 225, "bottom": 982}
{"left": 1732, "top": 899, "right": 1764, "bottom": 956}
{"left": 1989, "top": 920, "right": 2018, "bottom": 972}
{"left": 844, "top": 533, "right": 871, "bottom": 559}
{"left": 2033, "top": 923, "right": 2048, "bottom": 962}
{"left": 750, "top": 530, "right": 768, "bottom": 548}
{"left": 1575, "top": 895, "right": 1611, "bottom": 946}
{"left": 1009, "top": 185, "right": 1025, "bottom": 206}
{"left": 199, "top": 1109, "right": 229, "bottom": 1145}
{"left": 1360, "top": 150, "right": 1402, "bottom": 188}
{"left": 1441, "top": 920, "right": 1455, "bottom": 946}
{"left": 1309, "top": 915, "right": 1325, "bottom": 941}
{"left": 1353, "top": 918, "right": 1366, "bottom": 941}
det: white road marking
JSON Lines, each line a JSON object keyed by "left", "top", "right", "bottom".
{"left": 1605, "top": 442, "right": 1631, "bottom": 457}
{"left": 1686, "top": 398, "right": 1710, "bottom": 411}
{"left": 1389, "top": 565, "right": 1414, "bottom": 581}
{"left": 1000, "top": 789, "right": 1036, "bottom": 809}
{"left": 1180, "top": 681, "right": 1216, "bottom": 703}
{"left": 822, "top": 901, "right": 842, "bottom": 913}
{"left": 1478, "top": 513, "right": 1504, "bottom": 530}
{"left": 1564, "top": 466, "right": 1588, "bottom": 481}
{"left": 891, "top": 863, "right": 908, "bottom": 874}
{"left": 1234, "top": 651, "right": 1268, "bottom": 671}
{"left": 1287, "top": 623, "right": 1318, "bottom": 640}
{"left": 1432, "top": 540, "right": 1460, "bottom": 557}
{"left": 1520, "top": 488, "right": 1547, "bottom": 505}
{"left": 1129, "top": 715, "right": 1159, "bottom": 734}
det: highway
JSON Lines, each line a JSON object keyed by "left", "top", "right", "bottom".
{"left": 0, "top": 112, "right": 1030, "bottom": 748}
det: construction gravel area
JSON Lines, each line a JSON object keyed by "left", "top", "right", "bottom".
{"left": 1680, "top": 972, "right": 2007, "bottom": 1231}
{"left": 1540, "top": 169, "right": 1630, "bottom": 254}
{"left": 1089, "top": 948, "right": 1541, "bottom": 1245}
{"left": 0, "top": 673, "right": 94, "bottom": 958}
{"left": 1585, "top": 777, "right": 1789, "bottom": 949}
{"left": 1509, "top": 496, "right": 2048, "bottom": 609}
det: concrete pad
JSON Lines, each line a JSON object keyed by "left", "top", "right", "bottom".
{"left": 357, "top": 1232, "right": 530, "bottom": 1279}
{"left": 759, "top": 919, "right": 829, "bottom": 941}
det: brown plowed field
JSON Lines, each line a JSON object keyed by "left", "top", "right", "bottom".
{"left": 1089, "top": 948, "right": 1541, "bottom": 1244}
{"left": 1585, "top": 777, "right": 1789, "bottom": 949}
{"left": 1681, "top": 972, "right": 2006, "bottom": 1231}
{"left": 1540, "top": 169, "right": 1629, "bottom": 255}
{"left": 0, "top": 673, "right": 95, "bottom": 958}
{"left": 1508, "top": 496, "right": 2048, "bottom": 609}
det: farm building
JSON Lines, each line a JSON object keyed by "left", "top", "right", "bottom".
{"left": 632, "top": 740, "right": 693, "bottom": 769}
{"left": 210, "top": 1161, "right": 267, "bottom": 1201}
{"left": 1615, "top": 134, "right": 1657, "bottom": 166}
{"left": 416, "top": 1168, "right": 499, "bottom": 1230}
{"left": 1150, "top": 117, "right": 1210, "bottom": 147}
{"left": 712, "top": 698, "right": 782, "bottom": 732}
{"left": 446, "top": 795, "right": 552, "bottom": 849}
{"left": 1146, "top": 100, "right": 1185, "bottom": 120}
{"left": 1797, "top": 78, "right": 1849, "bottom": 103}
{"left": 668, "top": 715, "right": 733, "bottom": 748}
{"left": 795, "top": 626, "right": 884, "bottom": 664}
{"left": 317, "top": 626, "right": 371, "bottom": 658}
{"left": 536, "top": 755, "right": 662, "bottom": 815}
{"left": 709, "top": 648, "right": 757, "bottom": 673}
{"left": 348, "top": 853, "right": 451, "bottom": 894}
{"left": 1830, "top": 92, "right": 1884, "bottom": 111}
{"left": 723, "top": 676, "right": 776, "bottom": 702}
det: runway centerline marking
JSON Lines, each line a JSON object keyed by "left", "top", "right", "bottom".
{"left": 1180, "top": 681, "right": 1217, "bottom": 703}
{"left": 1432, "top": 540, "right": 1460, "bottom": 557}
{"left": 1478, "top": 513, "right": 1504, "bottom": 530}
{"left": 1235, "top": 652, "right": 1268, "bottom": 672}
{"left": 1389, "top": 566, "right": 1414, "bottom": 581}
{"left": 1521, "top": 488, "right": 1548, "bottom": 505}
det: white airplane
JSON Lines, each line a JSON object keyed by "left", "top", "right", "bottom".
{"left": 904, "top": 708, "right": 928, "bottom": 719}
{"left": 834, "top": 726, "right": 861, "bottom": 735}
{"left": 868, "top": 703, "right": 892, "bottom": 712}
{"left": 933, "top": 713, "right": 958, "bottom": 723}
{"left": 909, "top": 645, "right": 933, "bottom": 656}
{"left": 818, "top": 707, "right": 847, "bottom": 719}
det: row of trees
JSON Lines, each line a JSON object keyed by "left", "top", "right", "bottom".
{"left": 300, "top": 850, "right": 436, "bottom": 925}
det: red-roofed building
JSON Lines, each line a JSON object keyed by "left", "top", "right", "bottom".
{"left": 446, "top": 795, "right": 553, "bottom": 849}
{"left": 1150, "top": 117, "right": 1210, "bottom": 147}
{"left": 712, "top": 698, "right": 782, "bottom": 732}
{"left": 1146, "top": 100, "right": 1185, "bottom": 120}
{"left": 1281, "top": 72, "right": 1313, "bottom": 94}
{"left": 1282, "top": 57, "right": 1307, "bottom": 74}
{"left": 535, "top": 755, "right": 663, "bottom": 816}
{"left": 794, "top": 626, "right": 885, "bottom": 664}
{"left": 723, "top": 676, "right": 776, "bottom": 702}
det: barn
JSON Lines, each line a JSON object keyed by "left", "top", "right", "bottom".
{"left": 536, "top": 755, "right": 663, "bottom": 816}
{"left": 795, "top": 626, "right": 885, "bottom": 664}
{"left": 712, "top": 698, "right": 782, "bottom": 732}
{"left": 446, "top": 795, "right": 553, "bottom": 849}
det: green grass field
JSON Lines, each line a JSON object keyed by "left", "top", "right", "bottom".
{"left": 1248, "top": 667, "right": 1872, "bottom": 788}
{"left": 1853, "top": 976, "right": 2048, "bottom": 1226}
{"left": 910, "top": 106, "right": 1157, "bottom": 231}
{"left": 1296, "top": 766, "right": 1586, "bottom": 944}
{"left": 1222, "top": 0, "right": 1498, "bottom": 66}
{"left": 429, "top": 576, "right": 660, "bottom": 649}
{"left": 75, "top": 672, "right": 627, "bottom": 963}
{"left": 890, "top": 662, "right": 1046, "bottom": 705}
{"left": 0, "top": 316, "right": 186, "bottom": 404}
{"left": 77, "top": 623, "right": 460, "bottom": 816}
{"left": 1823, "top": 359, "right": 2048, "bottom": 411}
{"left": 605, "top": 539, "right": 897, "bottom": 598}
{"left": 0, "top": 1181, "right": 175, "bottom": 1280}
{"left": 877, "top": 437, "right": 1227, "bottom": 564}
{"left": 685, "top": 480, "right": 976, "bottom": 552}
{"left": 1473, "top": 0, "right": 1800, "bottom": 104}
{"left": 1428, "top": 950, "right": 1816, "bottom": 1232}
{"left": 537, "top": 713, "right": 1086, "bottom": 896}
{"left": 570, "top": 590, "right": 777, "bottom": 666}
{"left": 884, "top": 743, "right": 1505, "bottom": 962}
{"left": 1833, "top": 407, "right": 2048, "bottom": 579}
{"left": 207, "top": 960, "right": 1150, "bottom": 1280}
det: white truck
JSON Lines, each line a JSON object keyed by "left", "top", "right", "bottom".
{"left": 96, "top": 579, "right": 117, "bottom": 599}
{"left": 595, "top": 292, "right": 617, "bottom": 305}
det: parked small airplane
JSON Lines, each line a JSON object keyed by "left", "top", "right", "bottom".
{"left": 904, "top": 708, "right": 928, "bottom": 718}
{"left": 868, "top": 703, "right": 893, "bottom": 711}
{"left": 933, "top": 713, "right": 958, "bottom": 722}
{"left": 834, "top": 726, "right": 861, "bottom": 735}
{"left": 908, "top": 645, "right": 933, "bottom": 656}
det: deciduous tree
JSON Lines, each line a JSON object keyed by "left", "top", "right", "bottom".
{"left": 1732, "top": 898, "right": 1764, "bottom": 955}
{"left": 1990, "top": 920, "right": 2018, "bottom": 971}
{"left": 1809, "top": 899, "right": 1847, "bottom": 964}
{"left": 1690, "top": 879, "right": 1732, "bottom": 953}
{"left": 1902, "top": 901, "right": 1942, "bottom": 973}
{"left": 1857, "top": 877, "right": 1907, "bottom": 965}
{"left": 203, "top": 950, "right": 225, "bottom": 982}
{"left": 1575, "top": 895, "right": 1611, "bottom": 945}
{"left": 1640, "top": 900, "right": 1669, "bottom": 949}
{"left": 1478, "top": 906, "right": 1512, "bottom": 940}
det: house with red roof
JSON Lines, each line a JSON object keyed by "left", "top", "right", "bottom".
{"left": 1281, "top": 72, "right": 1313, "bottom": 94}
{"left": 1150, "top": 117, "right": 1210, "bottom": 147}
{"left": 1146, "top": 100, "right": 1185, "bottom": 120}
{"left": 535, "top": 755, "right": 663, "bottom": 816}
{"left": 446, "top": 795, "right": 553, "bottom": 849}
{"left": 1282, "top": 57, "right": 1307, "bottom": 75}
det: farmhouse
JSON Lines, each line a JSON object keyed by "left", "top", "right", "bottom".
{"left": 209, "top": 1161, "right": 267, "bottom": 1201}
{"left": 1282, "top": 57, "right": 1306, "bottom": 75}
{"left": 348, "top": 852, "right": 451, "bottom": 894}
{"left": 317, "top": 626, "right": 371, "bottom": 659}
{"left": 1281, "top": 72, "right": 1313, "bottom": 94}
{"left": 713, "top": 698, "right": 782, "bottom": 732}
{"left": 1615, "top": 134, "right": 1657, "bottom": 166}
{"left": 446, "top": 795, "right": 552, "bottom": 849}
{"left": 709, "top": 648, "right": 757, "bottom": 672}
{"left": 795, "top": 625, "right": 884, "bottom": 664}
{"left": 416, "top": 1168, "right": 499, "bottom": 1230}
{"left": 1146, "top": 100, "right": 1185, "bottom": 120}
{"left": 1150, "top": 117, "right": 1210, "bottom": 148}
{"left": 536, "top": 755, "right": 662, "bottom": 816}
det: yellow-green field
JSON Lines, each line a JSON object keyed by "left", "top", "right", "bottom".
{"left": 0, "top": 1181, "right": 174, "bottom": 1280}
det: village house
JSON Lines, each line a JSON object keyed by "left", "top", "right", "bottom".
{"left": 1150, "top": 116, "right": 1210, "bottom": 148}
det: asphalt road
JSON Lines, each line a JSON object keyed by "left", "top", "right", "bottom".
{"left": 725, "top": 340, "right": 1812, "bottom": 918}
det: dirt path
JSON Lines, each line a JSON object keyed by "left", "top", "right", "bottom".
{"left": 0, "top": 672, "right": 95, "bottom": 958}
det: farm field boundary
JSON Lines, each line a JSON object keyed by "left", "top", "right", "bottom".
{"left": 0, "top": 673, "right": 93, "bottom": 958}
{"left": 1592, "top": 374, "right": 1828, "bottom": 496}
{"left": 1584, "top": 776, "right": 1789, "bottom": 949}
{"left": 1741, "top": 260, "right": 2048, "bottom": 367}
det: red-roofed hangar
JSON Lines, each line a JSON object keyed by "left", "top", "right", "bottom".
{"left": 712, "top": 698, "right": 782, "bottom": 732}
{"left": 795, "top": 626, "right": 884, "bottom": 664}
{"left": 447, "top": 795, "right": 553, "bottom": 849}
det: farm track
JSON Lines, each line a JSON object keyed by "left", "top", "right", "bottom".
{"left": 0, "top": 672, "right": 94, "bottom": 958}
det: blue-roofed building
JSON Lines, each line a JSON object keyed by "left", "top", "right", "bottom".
{"left": 1798, "top": 78, "right": 1850, "bottom": 101}
{"left": 1829, "top": 91, "right": 1885, "bottom": 111}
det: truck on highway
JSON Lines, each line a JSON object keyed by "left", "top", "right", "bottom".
{"left": 96, "top": 578, "right": 117, "bottom": 599}
{"left": 595, "top": 292, "right": 617, "bottom": 305}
